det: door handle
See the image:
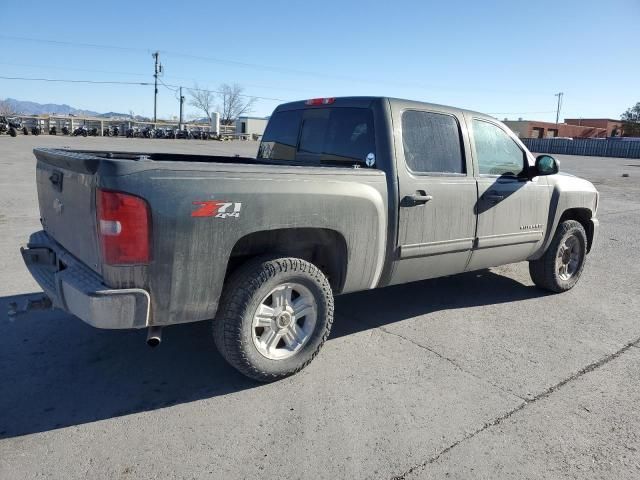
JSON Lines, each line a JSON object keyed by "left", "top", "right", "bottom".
{"left": 404, "top": 191, "right": 433, "bottom": 206}
{"left": 485, "top": 193, "right": 504, "bottom": 203}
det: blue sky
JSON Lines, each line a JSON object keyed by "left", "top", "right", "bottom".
{"left": 1, "top": 0, "right": 638, "bottom": 122}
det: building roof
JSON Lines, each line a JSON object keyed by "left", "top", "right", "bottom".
{"left": 564, "top": 118, "right": 622, "bottom": 123}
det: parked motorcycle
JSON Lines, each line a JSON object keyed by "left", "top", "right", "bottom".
{"left": 103, "top": 127, "right": 112, "bottom": 136}
{"left": 176, "top": 129, "right": 189, "bottom": 139}
{"left": 0, "top": 116, "right": 19, "bottom": 136}
{"left": 126, "top": 127, "right": 140, "bottom": 138}
{"left": 165, "top": 128, "right": 176, "bottom": 139}
{"left": 49, "top": 126, "right": 57, "bottom": 135}
{"left": 111, "top": 126, "right": 119, "bottom": 137}
{"left": 61, "top": 126, "right": 70, "bottom": 135}
{"left": 73, "top": 125, "right": 88, "bottom": 137}
{"left": 31, "top": 126, "right": 41, "bottom": 136}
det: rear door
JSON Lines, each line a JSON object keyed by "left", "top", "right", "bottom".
{"left": 465, "top": 117, "right": 550, "bottom": 271}
{"left": 389, "top": 107, "right": 477, "bottom": 285}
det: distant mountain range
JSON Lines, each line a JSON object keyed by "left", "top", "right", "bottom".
{"left": 1, "top": 98, "right": 146, "bottom": 120}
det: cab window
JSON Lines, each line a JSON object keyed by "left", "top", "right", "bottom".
{"left": 472, "top": 119, "right": 526, "bottom": 177}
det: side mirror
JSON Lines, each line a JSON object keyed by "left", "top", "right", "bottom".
{"left": 534, "top": 154, "right": 559, "bottom": 176}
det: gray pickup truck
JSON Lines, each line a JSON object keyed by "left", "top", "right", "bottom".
{"left": 18, "top": 96, "right": 599, "bottom": 381}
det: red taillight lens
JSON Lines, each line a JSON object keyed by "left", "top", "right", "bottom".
{"left": 97, "top": 189, "right": 151, "bottom": 265}
{"left": 305, "top": 97, "right": 335, "bottom": 106}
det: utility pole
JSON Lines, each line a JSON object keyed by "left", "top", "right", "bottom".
{"left": 555, "top": 92, "right": 564, "bottom": 125}
{"left": 152, "top": 51, "right": 162, "bottom": 125}
{"left": 179, "top": 86, "right": 184, "bottom": 131}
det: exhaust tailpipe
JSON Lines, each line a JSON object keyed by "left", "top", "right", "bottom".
{"left": 146, "top": 326, "right": 163, "bottom": 347}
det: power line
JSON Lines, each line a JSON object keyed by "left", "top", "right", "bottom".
{"left": 0, "top": 75, "right": 151, "bottom": 86}
{"left": 0, "top": 34, "right": 554, "bottom": 96}
{"left": 0, "top": 61, "right": 149, "bottom": 78}
{"left": 0, "top": 74, "right": 289, "bottom": 101}
{"left": 0, "top": 34, "right": 148, "bottom": 53}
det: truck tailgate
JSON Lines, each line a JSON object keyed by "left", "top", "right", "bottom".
{"left": 35, "top": 154, "right": 101, "bottom": 273}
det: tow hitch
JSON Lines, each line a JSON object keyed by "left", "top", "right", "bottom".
{"left": 7, "top": 295, "right": 53, "bottom": 319}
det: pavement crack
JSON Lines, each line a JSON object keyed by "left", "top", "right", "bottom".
{"left": 377, "top": 326, "right": 527, "bottom": 402}
{"left": 389, "top": 335, "right": 640, "bottom": 480}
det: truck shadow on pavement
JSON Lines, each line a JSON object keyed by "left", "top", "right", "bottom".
{"left": 0, "top": 269, "right": 548, "bottom": 438}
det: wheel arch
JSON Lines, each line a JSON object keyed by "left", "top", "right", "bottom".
{"left": 558, "top": 207, "right": 594, "bottom": 252}
{"left": 225, "top": 228, "right": 349, "bottom": 293}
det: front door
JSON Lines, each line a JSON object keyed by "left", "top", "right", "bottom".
{"left": 389, "top": 108, "right": 477, "bottom": 286}
{"left": 465, "top": 117, "right": 551, "bottom": 271}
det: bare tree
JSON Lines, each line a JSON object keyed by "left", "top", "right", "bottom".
{"left": 217, "top": 83, "right": 256, "bottom": 125}
{"left": 188, "top": 83, "right": 216, "bottom": 121}
{"left": 0, "top": 100, "right": 17, "bottom": 116}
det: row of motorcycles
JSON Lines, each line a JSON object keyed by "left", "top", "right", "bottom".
{"left": 45, "top": 125, "right": 118, "bottom": 136}
{"left": 3, "top": 118, "right": 209, "bottom": 140}
{"left": 125, "top": 127, "right": 208, "bottom": 140}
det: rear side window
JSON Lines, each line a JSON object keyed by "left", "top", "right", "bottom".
{"left": 402, "top": 110, "right": 465, "bottom": 174}
{"left": 258, "top": 107, "right": 375, "bottom": 165}
{"left": 258, "top": 110, "right": 303, "bottom": 161}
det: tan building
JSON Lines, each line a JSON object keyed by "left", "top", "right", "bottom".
{"left": 504, "top": 119, "right": 612, "bottom": 139}
{"left": 564, "top": 118, "right": 623, "bottom": 137}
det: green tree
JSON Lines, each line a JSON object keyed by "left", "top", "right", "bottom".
{"left": 621, "top": 102, "right": 640, "bottom": 137}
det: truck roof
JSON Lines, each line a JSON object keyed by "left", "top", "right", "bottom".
{"left": 274, "top": 96, "right": 496, "bottom": 121}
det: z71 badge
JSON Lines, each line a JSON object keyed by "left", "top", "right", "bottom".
{"left": 192, "top": 201, "right": 242, "bottom": 218}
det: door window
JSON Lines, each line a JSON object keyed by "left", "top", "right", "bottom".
{"left": 401, "top": 110, "right": 465, "bottom": 174}
{"left": 472, "top": 120, "right": 526, "bottom": 176}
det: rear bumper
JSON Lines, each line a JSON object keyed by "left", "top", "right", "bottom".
{"left": 21, "top": 231, "right": 150, "bottom": 329}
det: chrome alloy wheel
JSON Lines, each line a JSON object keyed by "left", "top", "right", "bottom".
{"left": 251, "top": 283, "right": 317, "bottom": 360}
{"left": 556, "top": 235, "right": 582, "bottom": 281}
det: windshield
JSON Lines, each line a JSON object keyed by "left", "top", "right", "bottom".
{"left": 258, "top": 107, "right": 375, "bottom": 166}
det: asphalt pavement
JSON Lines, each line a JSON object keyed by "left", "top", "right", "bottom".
{"left": 1, "top": 135, "right": 639, "bottom": 479}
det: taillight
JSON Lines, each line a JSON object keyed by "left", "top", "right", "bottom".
{"left": 305, "top": 97, "right": 335, "bottom": 106}
{"left": 96, "top": 189, "right": 151, "bottom": 265}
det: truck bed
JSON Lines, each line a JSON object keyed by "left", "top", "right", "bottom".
{"left": 32, "top": 147, "right": 389, "bottom": 327}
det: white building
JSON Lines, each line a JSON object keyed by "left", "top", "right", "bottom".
{"left": 235, "top": 116, "right": 269, "bottom": 138}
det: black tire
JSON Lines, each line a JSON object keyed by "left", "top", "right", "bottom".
{"left": 529, "top": 219, "right": 587, "bottom": 293}
{"left": 23, "top": 127, "right": 29, "bottom": 135}
{"left": 213, "top": 257, "right": 334, "bottom": 382}
{"left": 9, "top": 127, "right": 17, "bottom": 137}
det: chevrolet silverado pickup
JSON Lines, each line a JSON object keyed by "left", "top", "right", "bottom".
{"left": 17, "top": 96, "right": 599, "bottom": 381}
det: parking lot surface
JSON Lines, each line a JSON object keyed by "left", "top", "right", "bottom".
{"left": 1, "top": 136, "right": 639, "bottom": 479}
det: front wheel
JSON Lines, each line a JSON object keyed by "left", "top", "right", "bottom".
{"left": 529, "top": 219, "right": 587, "bottom": 292}
{"left": 213, "top": 257, "right": 334, "bottom": 382}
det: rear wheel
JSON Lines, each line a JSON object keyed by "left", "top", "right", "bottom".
{"left": 9, "top": 127, "right": 17, "bottom": 137}
{"left": 213, "top": 257, "right": 333, "bottom": 381}
{"left": 529, "top": 220, "right": 587, "bottom": 292}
